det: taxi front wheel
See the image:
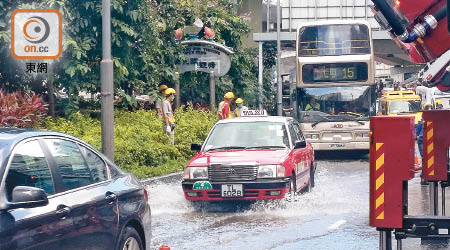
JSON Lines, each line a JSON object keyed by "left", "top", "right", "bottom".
{"left": 303, "top": 169, "right": 312, "bottom": 193}
{"left": 305, "top": 175, "right": 312, "bottom": 192}
{"left": 287, "top": 175, "right": 297, "bottom": 201}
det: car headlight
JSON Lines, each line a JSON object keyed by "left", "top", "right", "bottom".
{"left": 183, "top": 168, "right": 190, "bottom": 179}
{"left": 257, "top": 165, "right": 285, "bottom": 178}
{"left": 184, "top": 167, "right": 208, "bottom": 180}
{"left": 355, "top": 132, "right": 370, "bottom": 138}
{"left": 305, "top": 134, "right": 319, "bottom": 140}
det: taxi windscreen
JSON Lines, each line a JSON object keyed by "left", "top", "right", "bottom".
{"left": 203, "top": 122, "right": 290, "bottom": 151}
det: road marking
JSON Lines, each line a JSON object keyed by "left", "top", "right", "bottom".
{"left": 328, "top": 219, "right": 346, "bottom": 231}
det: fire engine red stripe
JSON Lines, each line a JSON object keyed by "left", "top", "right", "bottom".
{"left": 375, "top": 163, "right": 385, "bottom": 178}
{"left": 376, "top": 153, "right": 384, "bottom": 171}
{"left": 427, "top": 162, "right": 435, "bottom": 176}
{"left": 425, "top": 162, "right": 434, "bottom": 175}
{"left": 425, "top": 139, "right": 434, "bottom": 177}
{"left": 374, "top": 183, "right": 384, "bottom": 197}
{"left": 374, "top": 142, "right": 385, "bottom": 220}
{"left": 375, "top": 202, "right": 385, "bottom": 215}
{"left": 376, "top": 173, "right": 384, "bottom": 190}
{"left": 427, "top": 153, "right": 434, "bottom": 169}
{"left": 375, "top": 143, "right": 385, "bottom": 159}
{"left": 376, "top": 211, "right": 385, "bottom": 220}
{"left": 427, "top": 130, "right": 434, "bottom": 142}
{"left": 426, "top": 122, "right": 433, "bottom": 142}
{"left": 427, "top": 142, "right": 434, "bottom": 154}
{"left": 375, "top": 192, "right": 384, "bottom": 209}
{"left": 423, "top": 122, "right": 434, "bottom": 176}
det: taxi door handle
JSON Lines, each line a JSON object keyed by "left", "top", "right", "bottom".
{"left": 56, "top": 205, "right": 71, "bottom": 218}
{"left": 105, "top": 191, "right": 117, "bottom": 203}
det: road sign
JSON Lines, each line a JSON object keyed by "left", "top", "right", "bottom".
{"left": 176, "top": 40, "right": 234, "bottom": 77}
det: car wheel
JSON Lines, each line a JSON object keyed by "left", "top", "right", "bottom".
{"left": 304, "top": 170, "right": 312, "bottom": 192}
{"left": 287, "top": 174, "right": 297, "bottom": 201}
{"left": 118, "top": 226, "right": 143, "bottom": 250}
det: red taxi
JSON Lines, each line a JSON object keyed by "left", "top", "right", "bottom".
{"left": 182, "top": 115, "right": 315, "bottom": 201}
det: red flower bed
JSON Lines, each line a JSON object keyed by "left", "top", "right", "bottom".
{"left": 0, "top": 89, "right": 48, "bottom": 128}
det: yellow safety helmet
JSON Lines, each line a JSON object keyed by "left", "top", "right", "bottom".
{"left": 424, "top": 102, "right": 432, "bottom": 110}
{"left": 235, "top": 98, "right": 244, "bottom": 104}
{"left": 436, "top": 100, "right": 443, "bottom": 105}
{"left": 158, "top": 85, "right": 168, "bottom": 91}
{"left": 224, "top": 92, "right": 235, "bottom": 99}
{"left": 165, "top": 88, "right": 176, "bottom": 96}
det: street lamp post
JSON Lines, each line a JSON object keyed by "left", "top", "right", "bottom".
{"left": 210, "top": 71, "right": 215, "bottom": 110}
{"left": 101, "top": 0, "right": 114, "bottom": 161}
{"left": 276, "top": 0, "right": 282, "bottom": 116}
{"left": 258, "top": 42, "right": 263, "bottom": 109}
{"left": 175, "top": 72, "right": 180, "bottom": 109}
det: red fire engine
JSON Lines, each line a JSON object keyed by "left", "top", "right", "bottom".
{"left": 371, "top": 0, "right": 449, "bottom": 90}
{"left": 369, "top": 0, "right": 450, "bottom": 249}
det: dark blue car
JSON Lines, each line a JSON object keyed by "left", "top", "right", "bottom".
{"left": 0, "top": 128, "right": 151, "bottom": 250}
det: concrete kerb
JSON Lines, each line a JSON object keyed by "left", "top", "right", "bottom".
{"left": 140, "top": 171, "right": 183, "bottom": 186}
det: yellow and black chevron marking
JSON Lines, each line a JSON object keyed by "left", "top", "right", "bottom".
{"left": 375, "top": 142, "right": 385, "bottom": 220}
{"left": 425, "top": 121, "right": 435, "bottom": 176}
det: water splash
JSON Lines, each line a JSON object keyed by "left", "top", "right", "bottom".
{"left": 147, "top": 159, "right": 373, "bottom": 250}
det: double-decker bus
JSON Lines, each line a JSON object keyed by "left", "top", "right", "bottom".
{"left": 296, "top": 20, "right": 376, "bottom": 151}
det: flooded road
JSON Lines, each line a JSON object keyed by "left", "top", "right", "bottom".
{"left": 146, "top": 154, "right": 446, "bottom": 250}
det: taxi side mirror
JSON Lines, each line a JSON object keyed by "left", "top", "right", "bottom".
{"left": 191, "top": 143, "right": 202, "bottom": 151}
{"left": 294, "top": 140, "right": 307, "bottom": 149}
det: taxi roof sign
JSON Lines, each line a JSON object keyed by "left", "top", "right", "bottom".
{"left": 241, "top": 110, "right": 268, "bottom": 117}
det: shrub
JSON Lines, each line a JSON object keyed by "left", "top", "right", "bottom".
{"left": 0, "top": 89, "right": 48, "bottom": 128}
{"left": 41, "top": 107, "right": 217, "bottom": 178}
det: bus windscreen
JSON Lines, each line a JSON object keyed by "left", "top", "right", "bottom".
{"left": 298, "top": 24, "right": 371, "bottom": 56}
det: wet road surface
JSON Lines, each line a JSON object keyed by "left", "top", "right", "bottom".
{"left": 146, "top": 153, "right": 449, "bottom": 250}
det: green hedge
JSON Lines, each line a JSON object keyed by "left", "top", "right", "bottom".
{"left": 41, "top": 107, "right": 217, "bottom": 178}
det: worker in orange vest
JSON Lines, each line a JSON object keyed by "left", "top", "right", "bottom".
{"left": 218, "top": 92, "right": 234, "bottom": 119}
{"left": 155, "top": 85, "right": 168, "bottom": 117}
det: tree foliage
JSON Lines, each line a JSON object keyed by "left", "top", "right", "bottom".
{"left": 0, "top": 0, "right": 269, "bottom": 113}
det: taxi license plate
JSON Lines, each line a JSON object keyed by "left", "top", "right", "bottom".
{"left": 221, "top": 184, "right": 243, "bottom": 197}
{"left": 329, "top": 143, "right": 345, "bottom": 148}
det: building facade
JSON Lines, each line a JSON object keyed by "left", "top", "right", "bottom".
{"left": 238, "top": 0, "right": 419, "bottom": 82}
